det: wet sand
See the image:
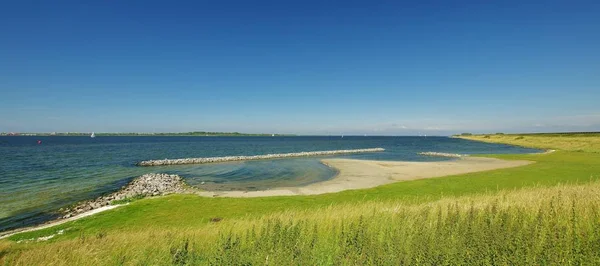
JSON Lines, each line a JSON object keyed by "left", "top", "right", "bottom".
{"left": 198, "top": 157, "right": 533, "bottom": 197}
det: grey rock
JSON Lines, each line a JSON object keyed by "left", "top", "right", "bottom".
{"left": 418, "top": 152, "right": 467, "bottom": 158}
{"left": 137, "top": 148, "right": 386, "bottom": 166}
{"left": 61, "top": 173, "right": 187, "bottom": 219}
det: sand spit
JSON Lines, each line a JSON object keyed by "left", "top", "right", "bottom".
{"left": 198, "top": 157, "right": 533, "bottom": 198}
{"left": 2, "top": 155, "right": 532, "bottom": 238}
{"left": 137, "top": 148, "right": 386, "bottom": 166}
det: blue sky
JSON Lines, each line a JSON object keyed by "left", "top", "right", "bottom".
{"left": 1, "top": 0, "right": 599, "bottom": 135}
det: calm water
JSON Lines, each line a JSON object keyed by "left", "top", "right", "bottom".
{"left": 0, "top": 136, "right": 539, "bottom": 232}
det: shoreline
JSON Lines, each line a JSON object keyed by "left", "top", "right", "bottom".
{"left": 197, "top": 157, "right": 533, "bottom": 197}
{"left": 0, "top": 173, "right": 188, "bottom": 239}
{"left": 0, "top": 205, "right": 122, "bottom": 239}
{"left": 1, "top": 155, "right": 533, "bottom": 238}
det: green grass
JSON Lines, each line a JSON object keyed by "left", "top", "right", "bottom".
{"left": 460, "top": 133, "right": 600, "bottom": 153}
{"left": 6, "top": 151, "right": 600, "bottom": 244}
{"left": 3, "top": 182, "right": 600, "bottom": 265}
{"left": 110, "top": 194, "right": 145, "bottom": 205}
{"left": 2, "top": 134, "right": 600, "bottom": 264}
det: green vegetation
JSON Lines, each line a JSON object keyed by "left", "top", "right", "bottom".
{"left": 110, "top": 195, "right": 145, "bottom": 205}
{"left": 460, "top": 132, "right": 600, "bottom": 153}
{"left": 2, "top": 133, "right": 600, "bottom": 265}
{"left": 3, "top": 183, "right": 600, "bottom": 265}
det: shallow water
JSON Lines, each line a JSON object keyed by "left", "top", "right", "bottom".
{"left": 0, "top": 136, "right": 538, "bottom": 232}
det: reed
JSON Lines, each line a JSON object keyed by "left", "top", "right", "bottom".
{"left": 2, "top": 182, "right": 599, "bottom": 265}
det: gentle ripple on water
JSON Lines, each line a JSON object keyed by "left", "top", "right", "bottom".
{"left": 0, "top": 136, "right": 539, "bottom": 232}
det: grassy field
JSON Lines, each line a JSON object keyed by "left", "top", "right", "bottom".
{"left": 1, "top": 134, "right": 600, "bottom": 265}
{"left": 459, "top": 132, "right": 600, "bottom": 153}
{"left": 3, "top": 183, "right": 600, "bottom": 265}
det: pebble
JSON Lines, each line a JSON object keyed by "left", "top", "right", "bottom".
{"left": 136, "top": 148, "right": 386, "bottom": 166}
{"left": 418, "top": 152, "right": 468, "bottom": 158}
{"left": 61, "top": 173, "right": 187, "bottom": 219}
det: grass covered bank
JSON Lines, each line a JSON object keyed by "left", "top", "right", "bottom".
{"left": 2, "top": 134, "right": 600, "bottom": 265}
{"left": 3, "top": 183, "right": 600, "bottom": 265}
{"left": 459, "top": 132, "right": 600, "bottom": 153}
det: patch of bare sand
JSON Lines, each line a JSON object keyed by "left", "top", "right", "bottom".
{"left": 198, "top": 157, "right": 533, "bottom": 198}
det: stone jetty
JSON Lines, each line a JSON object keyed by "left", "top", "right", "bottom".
{"left": 136, "top": 148, "right": 386, "bottom": 166}
{"left": 61, "top": 173, "right": 187, "bottom": 219}
{"left": 418, "top": 152, "right": 468, "bottom": 158}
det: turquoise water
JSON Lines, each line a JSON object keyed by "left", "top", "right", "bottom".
{"left": 0, "top": 136, "right": 539, "bottom": 232}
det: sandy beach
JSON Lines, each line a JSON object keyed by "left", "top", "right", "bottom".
{"left": 1, "top": 156, "right": 532, "bottom": 238}
{"left": 198, "top": 157, "right": 533, "bottom": 197}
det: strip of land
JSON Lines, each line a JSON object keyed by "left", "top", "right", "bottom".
{"left": 198, "top": 157, "right": 532, "bottom": 197}
{"left": 137, "top": 148, "right": 385, "bottom": 166}
{"left": 456, "top": 133, "right": 600, "bottom": 153}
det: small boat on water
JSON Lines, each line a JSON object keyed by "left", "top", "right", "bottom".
{"left": 90, "top": 132, "right": 96, "bottom": 138}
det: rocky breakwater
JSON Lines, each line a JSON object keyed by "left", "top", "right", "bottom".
{"left": 137, "top": 148, "right": 386, "bottom": 166}
{"left": 61, "top": 173, "right": 187, "bottom": 219}
{"left": 418, "top": 152, "right": 468, "bottom": 158}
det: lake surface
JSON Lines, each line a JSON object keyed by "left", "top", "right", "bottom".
{"left": 0, "top": 136, "right": 539, "bottom": 232}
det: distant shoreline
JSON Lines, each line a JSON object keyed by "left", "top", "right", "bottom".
{"left": 0, "top": 133, "right": 295, "bottom": 137}
{"left": 0, "top": 134, "right": 448, "bottom": 137}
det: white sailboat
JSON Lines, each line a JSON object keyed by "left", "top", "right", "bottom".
{"left": 90, "top": 132, "right": 96, "bottom": 138}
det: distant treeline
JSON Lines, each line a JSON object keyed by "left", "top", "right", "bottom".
{"left": 1, "top": 132, "right": 293, "bottom": 137}
{"left": 139, "top": 132, "right": 293, "bottom": 136}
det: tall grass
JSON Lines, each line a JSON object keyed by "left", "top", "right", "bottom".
{"left": 3, "top": 135, "right": 599, "bottom": 265}
{"left": 460, "top": 133, "right": 600, "bottom": 153}
{"left": 3, "top": 182, "right": 600, "bottom": 265}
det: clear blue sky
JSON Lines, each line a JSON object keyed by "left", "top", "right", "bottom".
{"left": 1, "top": 0, "right": 599, "bottom": 135}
